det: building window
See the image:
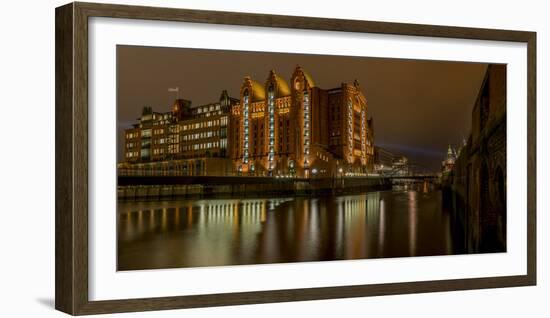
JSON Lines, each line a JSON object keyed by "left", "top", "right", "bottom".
{"left": 141, "top": 129, "right": 152, "bottom": 138}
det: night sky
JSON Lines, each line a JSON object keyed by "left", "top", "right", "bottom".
{"left": 117, "top": 45, "right": 488, "bottom": 171}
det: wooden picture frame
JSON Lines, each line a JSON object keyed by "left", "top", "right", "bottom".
{"left": 55, "top": 2, "right": 536, "bottom": 315}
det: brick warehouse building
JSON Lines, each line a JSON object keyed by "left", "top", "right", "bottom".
{"left": 118, "top": 65, "right": 375, "bottom": 177}
{"left": 118, "top": 90, "right": 238, "bottom": 176}
{"left": 230, "top": 66, "right": 374, "bottom": 178}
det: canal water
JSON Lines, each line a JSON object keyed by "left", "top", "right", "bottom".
{"left": 118, "top": 188, "right": 468, "bottom": 271}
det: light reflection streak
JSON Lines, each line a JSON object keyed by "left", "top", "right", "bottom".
{"left": 125, "top": 212, "right": 133, "bottom": 237}
{"left": 118, "top": 190, "right": 460, "bottom": 270}
{"left": 298, "top": 199, "right": 310, "bottom": 259}
{"left": 137, "top": 210, "right": 143, "bottom": 233}
{"left": 335, "top": 198, "right": 344, "bottom": 255}
{"left": 187, "top": 204, "right": 193, "bottom": 227}
{"left": 149, "top": 209, "right": 155, "bottom": 229}
{"left": 174, "top": 207, "right": 180, "bottom": 228}
{"left": 161, "top": 208, "right": 168, "bottom": 232}
{"left": 408, "top": 191, "right": 418, "bottom": 256}
{"left": 378, "top": 199, "right": 385, "bottom": 253}
{"left": 309, "top": 199, "right": 319, "bottom": 254}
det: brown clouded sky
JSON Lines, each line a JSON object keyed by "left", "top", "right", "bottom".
{"left": 117, "top": 45, "right": 489, "bottom": 171}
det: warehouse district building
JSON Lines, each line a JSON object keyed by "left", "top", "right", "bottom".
{"left": 118, "top": 65, "right": 374, "bottom": 178}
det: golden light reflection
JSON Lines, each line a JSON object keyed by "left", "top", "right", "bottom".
{"left": 233, "top": 203, "right": 239, "bottom": 226}
{"left": 138, "top": 210, "right": 143, "bottom": 233}
{"left": 296, "top": 199, "right": 309, "bottom": 259}
{"left": 408, "top": 191, "right": 418, "bottom": 256}
{"left": 309, "top": 199, "right": 319, "bottom": 253}
{"left": 161, "top": 208, "right": 168, "bottom": 232}
{"left": 125, "top": 212, "right": 133, "bottom": 237}
{"left": 261, "top": 201, "right": 266, "bottom": 222}
{"left": 378, "top": 199, "right": 385, "bottom": 253}
{"left": 149, "top": 209, "right": 155, "bottom": 229}
{"left": 175, "top": 207, "right": 180, "bottom": 227}
{"left": 352, "top": 198, "right": 366, "bottom": 258}
{"left": 118, "top": 189, "right": 459, "bottom": 270}
{"left": 187, "top": 204, "right": 193, "bottom": 227}
{"left": 335, "top": 198, "right": 344, "bottom": 255}
{"left": 199, "top": 204, "right": 205, "bottom": 229}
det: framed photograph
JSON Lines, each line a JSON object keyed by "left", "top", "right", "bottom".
{"left": 55, "top": 2, "right": 536, "bottom": 315}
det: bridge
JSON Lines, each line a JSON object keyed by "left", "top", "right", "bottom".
{"left": 377, "top": 161, "right": 440, "bottom": 181}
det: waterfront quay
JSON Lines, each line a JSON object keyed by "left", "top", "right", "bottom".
{"left": 117, "top": 175, "right": 398, "bottom": 200}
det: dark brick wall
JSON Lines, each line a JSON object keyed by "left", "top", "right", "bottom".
{"left": 448, "top": 64, "right": 507, "bottom": 252}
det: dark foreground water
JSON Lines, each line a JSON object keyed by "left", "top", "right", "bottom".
{"left": 118, "top": 189, "right": 469, "bottom": 270}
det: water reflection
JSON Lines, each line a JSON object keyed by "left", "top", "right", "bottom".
{"left": 409, "top": 191, "right": 417, "bottom": 256}
{"left": 118, "top": 190, "right": 465, "bottom": 270}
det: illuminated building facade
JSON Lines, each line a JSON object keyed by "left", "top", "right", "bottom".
{"left": 119, "top": 90, "right": 238, "bottom": 176}
{"left": 441, "top": 144, "right": 457, "bottom": 173}
{"left": 392, "top": 155, "right": 410, "bottom": 176}
{"left": 230, "top": 66, "right": 375, "bottom": 178}
{"left": 120, "top": 66, "right": 375, "bottom": 178}
{"left": 374, "top": 146, "right": 396, "bottom": 175}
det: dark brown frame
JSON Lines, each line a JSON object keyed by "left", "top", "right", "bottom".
{"left": 55, "top": 2, "right": 537, "bottom": 315}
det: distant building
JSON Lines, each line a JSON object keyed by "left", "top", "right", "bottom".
{"left": 374, "top": 146, "right": 395, "bottom": 175}
{"left": 442, "top": 138, "right": 468, "bottom": 174}
{"left": 392, "top": 155, "right": 409, "bottom": 176}
{"left": 441, "top": 144, "right": 457, "bottom": 173}
{"left": 229, "top": 65, "right": 374, "bottom": 177}
{"left": 373, "top": 147, "right": 411, "bottom": 176}
{"left": 118, "top": 90, "right": 238, "bottom": 176}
